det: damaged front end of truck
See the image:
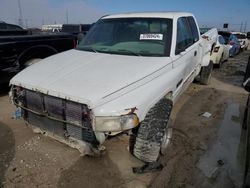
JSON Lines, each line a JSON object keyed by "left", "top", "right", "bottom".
{"left": 10, "top": 85, "right": 140, "bottom": 155}
{"left": 10, "top": 85, "right": 105, "bottom": 155}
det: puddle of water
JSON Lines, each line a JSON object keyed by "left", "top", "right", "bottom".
{"left": 197, "top": 103, "right": 245, "bottom": 187}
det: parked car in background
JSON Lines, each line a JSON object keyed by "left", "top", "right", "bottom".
{"left": 218, "top": 31, "right": 241, "bottom": 57}
{"left": 210, "top": 35, "right": 230, "bottom": 67}
{"left": 233, "top": 32, "right": 249, "bottom": 50}
{"left": 0, "top": 22, "right": 77, "bottom": 76}
{"left": 41, "top": 24, "right": 62, "bottom": 33}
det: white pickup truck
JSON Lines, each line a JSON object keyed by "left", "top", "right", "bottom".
{"left": 10, "top": 12, "right": 217, "bottom": 172}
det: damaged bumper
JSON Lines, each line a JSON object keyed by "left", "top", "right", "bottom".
{"left": 11, "top": 86, "right": 99, "bottom": 147}
{"left": 10, "top": 86, "right": 139, "bottom": 149}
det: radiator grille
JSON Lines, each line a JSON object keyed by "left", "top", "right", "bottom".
{"left": 44, "top": 95, "right": 64, "bottom": 119}
{"left": 17, "top": 88, "right": 98, "bottom": 145}
{"left": 26, "top": 90, "right": 43, "bottom": 112}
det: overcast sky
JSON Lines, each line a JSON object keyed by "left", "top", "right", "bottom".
{"left": 1, "top": 0, "right": 250, "bottom": 31}
{"left": 0, "top": 0, "right": 104, "bottom": 26}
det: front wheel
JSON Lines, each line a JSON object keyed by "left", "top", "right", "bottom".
{"left": 131, "top": 98, "right": 173, "bottom": 162}
{"left": 200, "top": 60, "right": 213, "bottom": 85}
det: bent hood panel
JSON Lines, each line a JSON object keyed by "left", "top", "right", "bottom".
{"left": 11, "top": 49, "right": 171, "bottom": 107}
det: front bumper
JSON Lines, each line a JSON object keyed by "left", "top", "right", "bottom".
{"left": 11, "top": 86, "right": 140, "bottom": 145}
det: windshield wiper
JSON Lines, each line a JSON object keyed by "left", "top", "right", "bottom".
{"left": 117, "top": 49, "right": 141, "bottom": 56}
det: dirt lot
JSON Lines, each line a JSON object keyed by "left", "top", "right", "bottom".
{"left": 0, "top": 51, "right": 249, "bottom": 188}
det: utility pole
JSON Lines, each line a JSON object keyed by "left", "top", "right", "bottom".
{"left": 240, "top": 22, "right": 243, "bottom": 32}
{"left": 25, "top": 19, "right": 28, "bottom": 28}
{"left": 244, "top": 21, "right": 247, "bottom": 33}
{"left": 66, "top": 10, "right": 69, "bottom": 24}
{"left": 17, "top": 0, "right": 24, "bottom": 27}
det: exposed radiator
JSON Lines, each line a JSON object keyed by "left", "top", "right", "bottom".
{"left": 16, "top": 88, "right": 98, "bottom": 146}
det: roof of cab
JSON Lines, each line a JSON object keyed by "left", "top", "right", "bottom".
{"left": 102, "top": 12, "right": 194, "bottom": 19}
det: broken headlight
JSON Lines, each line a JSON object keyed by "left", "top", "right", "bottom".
{"left": 94, "top": 114, "right": 139, "bottom": 132}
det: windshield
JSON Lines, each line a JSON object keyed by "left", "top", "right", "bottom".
{"left": 77, "top": 18, "right": 173, "bottom": 57}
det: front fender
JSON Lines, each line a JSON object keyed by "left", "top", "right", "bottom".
{"left": 93, "top": 62, "right": 180, "bottom": 122}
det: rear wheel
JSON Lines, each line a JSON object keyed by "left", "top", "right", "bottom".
{"left": 218, "top": 54, "right": 224, "bottom": 69}
{"left": 200, "top": 60, "right": 213, "bottom": 85}
{"left": 131, "top": 98, "right": 173, "bottom": 162}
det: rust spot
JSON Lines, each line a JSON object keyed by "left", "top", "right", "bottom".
{"left": 202, "top": 35, "right": 209, "bottom": 41}
{"left": 125, "top": 107, "right": 138, "bottom": 114}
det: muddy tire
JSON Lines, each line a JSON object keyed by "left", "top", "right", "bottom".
{"left": 132, "top": 98, "right": 173, "bottom": 162}
{"left": 217, "top": 54, "right": 224, "bottom": 69}
{"left": 200, "top": 60, "right": 213, "bottom": 85}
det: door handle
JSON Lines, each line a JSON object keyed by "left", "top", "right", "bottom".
{"left": 176, "top": 79, "right": 183, "bottom": 88}
{"left": 194, "top": 51, "right": 197, "bottom": 56}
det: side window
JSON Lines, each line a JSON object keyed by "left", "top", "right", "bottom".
{"left": 176, "top": 17, "right": 193, "bottom": 54}
{"left": 218, "top": 36, "right": 225, "bottom": 44}
{"left": 187, "top": 17, "right": 199, "bottom": 42}
{"left": 5, "top": 24, "right": 22, "bottom": 30}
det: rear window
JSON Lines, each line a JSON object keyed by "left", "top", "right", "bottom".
{"left": 218, "top": 31, "right": 231, "bottom": 37}
{"left": 235, "top": 34, "right": 246, "bottom": 39}
{"left": 218, "top": 31, "right": 231, "bottom": 43}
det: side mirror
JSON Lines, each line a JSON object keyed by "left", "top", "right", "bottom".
{"left": 175, "top": 47, "right": 185, "bottom": 55}
{"left": 243, "top": 77, "right": 250, "bottom": 92}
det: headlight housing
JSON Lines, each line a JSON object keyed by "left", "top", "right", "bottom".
{"left": 94, "top": 114, "right": 139, "bottom": 132}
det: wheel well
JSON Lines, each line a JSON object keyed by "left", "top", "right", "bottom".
{"left": 210, "top": 43, "right": 216, "bottom": 55}
{"left": 164, "top": 92, "right": 173, "bottom": 100}
{"left": 18, "top": 45, "right": 57, "bottom": 66}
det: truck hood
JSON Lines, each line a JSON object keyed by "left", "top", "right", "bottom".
{"left": 10, "top": 49, "right": 172, "bottom": 108}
